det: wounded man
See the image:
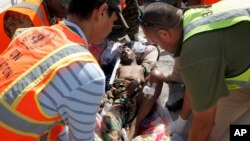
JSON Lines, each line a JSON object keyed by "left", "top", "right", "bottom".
{"left": 99, "top": 46, "right": 147, "bottom": 140}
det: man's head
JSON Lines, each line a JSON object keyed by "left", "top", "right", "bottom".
{"left": 45, "top": 0, "right": 70, "bottom": 18}
{"left": 67, "top": 0, "right": 128, "bottom": 43}
{"left": 120, "top": 46, "right": 137, "bottom": 65}
{"left": 140, "top": 2, "right": 183, "bottom": 54}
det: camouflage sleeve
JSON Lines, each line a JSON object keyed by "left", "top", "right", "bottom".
{"left": 122, "top": 0, "right": 140, "bottom": 40}
{"left": 4, "top": 10, "right": 33, "bottom": 39}
{"left": 140, "top": 46, "right": 159, "bottom": 76}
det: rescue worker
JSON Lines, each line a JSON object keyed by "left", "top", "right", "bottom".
{"left": 161, "top": 0, "right": 222, "bottom": 130}
{"left": 0, "top": 0, "right": 128, "bottom": 140}
{"left": 0, "top": 0, "right": 70, "bottom": 53}
{"left": 122, "top": 0, "right": 140, "bottom": 40}
{"left": 108, "top": 0, "right": 140, "bottom": 41}
{"left": 140, "top": 1, "right": 250, "bottom": 141}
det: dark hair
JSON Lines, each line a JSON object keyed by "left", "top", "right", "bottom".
{"left": 141, "top": 2, "right": 182, "bottom": 30}
{"left": 68, "top": 0, "right": 116, "bottom": 20}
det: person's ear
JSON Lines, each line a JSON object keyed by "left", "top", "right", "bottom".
{"left": 157, "top": 29, "right": 170, "bottom": 41}
{"left": 96, "top": 3, "right": 109, "bottom": 21}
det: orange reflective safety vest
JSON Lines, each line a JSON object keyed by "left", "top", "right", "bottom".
{"left": 0, "top": 0, "right": 50, "bottom": 54}
{"left": 0, "top": 23, "right": 98, "bottom": 140}
{"left": 203, "top": 0, "right": 220, "bottom": 5}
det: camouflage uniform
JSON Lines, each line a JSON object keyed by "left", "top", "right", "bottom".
{"left": 108, "top": 0, "right": 140, "bottom": 41}
{"left": 100, "top": 79, "right": 142, "bottom": 141}
{"left": 123, "top": 0, "right": 140, "bottom": 40}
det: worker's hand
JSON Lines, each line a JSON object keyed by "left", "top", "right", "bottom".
{"left": 127, "top": 79, "right": 140, "bottom": 95}
{"left": 147, "top": 69, "right": 163, "bottom": 82}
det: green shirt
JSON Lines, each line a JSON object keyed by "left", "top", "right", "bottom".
{"left": 180, "top": 21, "right": 250, "bottom": 111}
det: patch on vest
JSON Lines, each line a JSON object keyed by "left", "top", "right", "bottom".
{"left": 20, "top": 29, "right": 56, "bottom": 50}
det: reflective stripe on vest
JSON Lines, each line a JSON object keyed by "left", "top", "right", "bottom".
{"left": 226, "top": 67, "right": 250, "bottom": 89}
{"left": 183, "top": 0, "right": 250, "bottom": 89}
{"left": 2, "top": 44, "right": 90, "bottom": 105}
{"left": 13, "top": 3, "right": 46, "bottom": 26}
{"left": 0, "top": 24, "right": 97, "bottom": 140}
{"left": 0, "top": 103, "right": 59, "bottom": 137}
{"left": 183, "top": 0, "right": 250, "bottom": 41}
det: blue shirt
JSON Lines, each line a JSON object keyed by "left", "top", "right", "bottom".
{"left": 38, "top": 20, "right": 105, "bottom": 141}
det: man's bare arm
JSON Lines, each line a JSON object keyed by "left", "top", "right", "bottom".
{"left": 188, "top": 105, "right": 216, "bottom": 141}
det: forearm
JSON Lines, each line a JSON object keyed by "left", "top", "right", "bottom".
{"left": 129, "top": 75, "right": 163, "bottom": 139}
{"left": 138, "top": 74, "right": 163, "bottom": 121}
{"left": 179, "top": 88, "right": 191, "bottom": 120}
{"left": 133, "top": 90, "right": 160, "bottom": 132}
{"left": 128, "top": 92, "right": 156, "bottom": 140}
{"left": 188, "top": 121, "right": 213, "bottom": 141}
{"left": 188, "top": 107, "right": 216, "bottom": 141}
{"left": 161, "top": 72, "right": 182, "bottom": 83}
{"left": 162, "top": 72, "right": 175, "bottom": 83}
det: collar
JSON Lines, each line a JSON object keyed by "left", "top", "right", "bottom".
{"left": 61, "top": 19, "right": 88, "bottom": 45}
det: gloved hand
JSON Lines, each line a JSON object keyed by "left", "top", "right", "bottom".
{"left": 170, "top": 115, "right": 187, "bottom": 134}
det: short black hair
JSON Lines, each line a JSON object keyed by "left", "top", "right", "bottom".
{"left": 68, "top": 0, "right": 116, "bottom": 20}
{"left": 141, "top": 2, "right": 181, "bottom": 30}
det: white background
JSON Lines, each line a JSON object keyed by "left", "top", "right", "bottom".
{"left": 0, "top": 0, "right": 24, "bottom": 12}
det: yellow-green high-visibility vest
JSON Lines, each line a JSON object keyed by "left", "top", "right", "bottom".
{"left": 183, "top": 0, "right": 250, "bottom": 89}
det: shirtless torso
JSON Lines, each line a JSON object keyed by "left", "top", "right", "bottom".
{"left": 118, "top": 65, "right": 145, "bottom": 81}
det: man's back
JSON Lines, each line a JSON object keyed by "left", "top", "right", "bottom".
{"left": 0, "top": 23, "right": 105, "bottom": 141}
